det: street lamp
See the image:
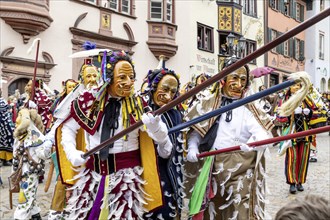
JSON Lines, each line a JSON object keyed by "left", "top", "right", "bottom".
{"left": 226, "top": 33, "right": 246, "bottom": 58}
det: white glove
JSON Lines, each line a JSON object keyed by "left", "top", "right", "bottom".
{"left": 35, "top": 140, "right": 53, "bottom": 160}
{"left": 142, "top": 113, "right": 168, "bottom": 143}
{"left": 187, "top": 146, "right": 199, "bottom": 162}
{"left": 303, "top": 108, "right": 310, "bottom": 115}
{"left": 240, "top": 143, "right": 253, "bottom": 152}
{"left": 28, "top": 100, "right": 37, "bottom": 109}
{"left": 157, "top": 137, "right": 173, "bottom": 159}
{"left": 294, "top": 106, "right": 302, "bottom": 114}
{"left": 69, "top": 150, "right": 88, "bottom": 167}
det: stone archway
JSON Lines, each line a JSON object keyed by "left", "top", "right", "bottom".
{"left": 8, "top": 78, "right": 30, "bottom": 97}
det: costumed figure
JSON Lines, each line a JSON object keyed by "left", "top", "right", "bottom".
{"left": 10, "top": 108, "right": 50, "bottom": 220}
{"left": 24, "top": 79, "right": 53, "bottom": 131}
{"left": 185, "top": 57, "right": 273, "bottom": 220}
{"left": 58, "top": 50, "right": 166, "bottom": 219}
{"left": 188, "top": 73, "right": 212, "bottom": 108}
{"left": 46, "top": 58, "right": 101, "bottom": 220}
{"left": 0, "top": 98, "right": 14, "bottom": 166}
{"left": 275, "top": 79, "right": 317, "bottom": 194}
{"left": 49, "top": 79, "right": 78, "bottom": 115}
{"left": 141, "top": 67, "right": 185, "bottom": 219}
{"left": 306, "top": 86, "right": 329, "bottom": 162}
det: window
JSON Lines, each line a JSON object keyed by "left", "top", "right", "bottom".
{"left": 319, "top": 33, "right": 324, "bottom": 60}
{"left": 243, "top": 39, "right": 256, "bottom": 63}
{"left": 243, "top": 0, "right": 257, "bottom": 17}
{"left": 150, "top": 0, "right": 174, "bottom": 22}
{"left": 166, "top": 0, "right": 172, "bottom": 22}
{"left": 109, "top": 0, "right": 118, "bottom": 11}
{"left": 151, "top": 0, "right": 163, "bottom": 20}
{"left": 283, "top": 40, "right": 289, "bottom": 56}
{"left": 86, "top": 0, "right": 97, "bottom": 4}
{"left": 270, "top": 29, "right": 277, "bottom": 52}
{"left": 269, "top": 0, "right": 279, "bottom": 10}
{"left": 295, "top": 3, "right": 304, "bottom": 22}
{"left": 122, "top": 0, "right": 130, "bottom": 14}
{"left": 197, "top": 23, "right": 214, "bottom": 53}
{"left": 270, "top": 73, "right": 279, "bottom": 87}
{"left": 107, "top": 0, "right": 132, "bottom": 15}
{"left": 284, "top": 0, "right": 291, "bottom": 16}
{"left": 320, "top": 0, "right": 325, "bottom": 11}
{"left": 293, "top": 38, "right": 304, "bottom": 60}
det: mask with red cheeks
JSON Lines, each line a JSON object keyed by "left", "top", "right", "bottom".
{"left": 108, "top": 60, "right": 135, "bottom": 98}
{"left": 222, "top": 67, "right": 248, "bottom": 99}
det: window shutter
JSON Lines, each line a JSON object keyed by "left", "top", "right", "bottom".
{"left": 279, "top": 0, "right": 284, "bottom": 13}
{"left": 268, "top": 28, "right": 272, "bottom": 43}
{"left": 300, "top": 40, "right": 305, "bottom": 60}
{"left": 276, "top": 32, "right": 283, "bottom": 54}
{"left": 292, "top": 2, "right": 296, "bottom": 19}
{"left": 300, "top": 5, "right": 304, "bottom": 21}
{"left": 289, "top": 38, "right": 293, "bottom": 57}
{"left": 292, "top": 37, "right": 296, "bottom": 59}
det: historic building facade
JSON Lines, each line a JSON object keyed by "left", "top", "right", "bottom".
{"left": 305, "top": 0, "right": 330, "bottom": 92}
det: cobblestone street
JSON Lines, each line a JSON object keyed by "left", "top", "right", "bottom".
{"left": 0, "top": 133, "right": 329, "bottom": 220}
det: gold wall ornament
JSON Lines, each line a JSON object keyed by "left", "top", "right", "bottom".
{"left": 218, "top": 7, "right": 232, "bottom": 31}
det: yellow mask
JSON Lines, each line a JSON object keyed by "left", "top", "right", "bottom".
{"left": 222, "top": 67, "right": 247, "bottom": 99}
{"left": 108, "top": 60, "right": 135, "bottom": 98}
{"left": 153, "top": 75, "right": 178, "bottom": 107}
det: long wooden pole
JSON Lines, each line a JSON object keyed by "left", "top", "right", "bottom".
{"left": 198, "top": 125, "right": 330, "bottom": 158}
{"left": 30, "top": 39, "right": 40, "bottom": 101}
{"left": 83, "top": 8, "right": 330, "bottom": 159}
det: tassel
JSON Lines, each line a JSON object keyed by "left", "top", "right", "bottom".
{"left": 226, "top": 185, "right": 233, "bottom": 201}
{"left": 236, "top": 176, "right": 244, "bottom": 192}
{"left": 208, "top": 201, "right": 216, "bottom": 220}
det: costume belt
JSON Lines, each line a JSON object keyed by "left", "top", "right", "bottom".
{"left": 86, "top": 149, "right": 141, "bottom": 175}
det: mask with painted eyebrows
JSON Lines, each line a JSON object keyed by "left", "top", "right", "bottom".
{"left": 108, "top": 60, "right": 135, "bottom": 98}
{"left": 153, "top": 74, "right": 179, "bottom": 107}
{"left": 222, "top": 67, "right": 248, "bottom": 99}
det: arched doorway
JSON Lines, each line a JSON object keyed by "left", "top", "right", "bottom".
{"left": 8, "top": 78, "right": 30, "bottom": 97}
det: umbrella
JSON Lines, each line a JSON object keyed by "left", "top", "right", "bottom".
{"left": 69, "top": 49, "right": 112, "bottom": 58}
{"left": 250, "top": 66, "right": 274, "bottom": 78}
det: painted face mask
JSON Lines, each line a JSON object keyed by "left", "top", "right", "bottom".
{"left": 82, "top": 66, "right": 99, "bottom": 89}
{"left": 290, "top": 83, "right": 302, "bottom": 94}
{"left": 153, "top": 74, "right": 178, "bottom": 107}
{"left": 25, "top": 80, "right": 32, "bottom": 94}
{"left": 222, "top": 67, "right": 248, "bottom": 99}
{"left": 65, "top": 80, "right": 78, "bottom": 95}
{"left": 108, "top": 60, "right": 135, "bottom": 98}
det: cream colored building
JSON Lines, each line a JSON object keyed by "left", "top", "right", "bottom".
{"left": 0, "top": 0, "right": 265, "bottom": 99}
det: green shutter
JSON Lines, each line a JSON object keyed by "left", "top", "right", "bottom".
{"left": 268, "top": 28, "right": 272, "bottom": 43}
{"left": 291, "top": 0, "right": 295, "bottom": 18}
{"left": 300, "top": 40, "right": 305, "bottom": 60}
{"left": 292, "top": 2, "right": 296, "bottom": 19}
{"left": 292, "top": 37, "right": 296, "bottom": 59}
{"left": 279, "top": 0, "right": 284, "bottom": 13}
{"left": 300, "top": 5, "right": 304, "bottom": 21}
{"left": 289, "top": 38, "right": 293, "bottom": 57}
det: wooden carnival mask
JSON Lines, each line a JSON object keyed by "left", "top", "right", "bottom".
{"left": 108, "top": 60, "right": 135, "bottom": 98}
{"left": 153, "top": 74, "right": 179, "bottom": 107}
{"left": 290, "top": 83, "right": 302, "bottom": 94}
{"left": 222, "top": 66, "right": 248, "bottom": 99}
{"left": 81, "top": 65, "right": 99, "bottom": 89}
{"left": 65, "top": 80, "right": 78, "bottom": 95}
{"left": 24, "top": 80, "right": 32, "bottom": 95}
